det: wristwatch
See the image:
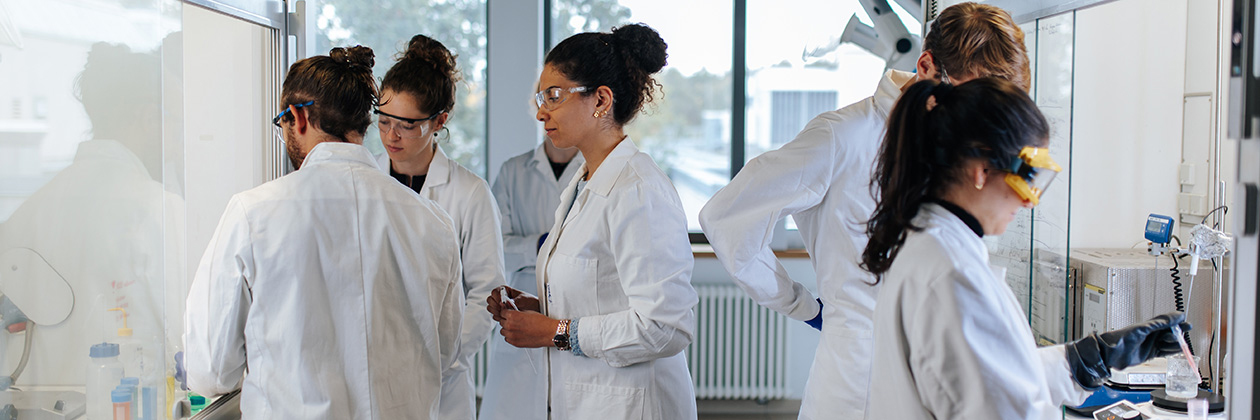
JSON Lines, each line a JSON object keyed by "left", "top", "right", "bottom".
{"left": 553, "top": 319, "right": 572, "bottom": 351}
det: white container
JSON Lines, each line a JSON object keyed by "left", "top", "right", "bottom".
{"left": 87, "top": 343, "right": 124, "bottom": 420}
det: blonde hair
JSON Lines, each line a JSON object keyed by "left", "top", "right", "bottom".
{"left": 923, "top": 2, "right": 1031, "bottom": 91}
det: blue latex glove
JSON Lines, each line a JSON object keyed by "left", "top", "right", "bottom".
{"left": 1065, "top": 312, "right": 1190, "bottom": 389}
{"left": 536, "top": 233, "right": 549, "bottom": 253}
{"left": 804, "top": 298, "right": 823, "bottom": 331}
{"left": 175, "top": 351, "right": 187, "bottom": 391}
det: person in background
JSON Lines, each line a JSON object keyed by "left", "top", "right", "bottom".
{"left": 184, "top": 46, "right": 464, "bottom": 419}
{"left": 862, "top": 77, "right": 1189, "bottom": 419}
{"left": 373, "top": 34, "right": 506, "bottom": 420}
{"left": 485, "top": 23, "right": 699, "bottom": 420}
{"left": 697, "top": 3, "right": 1031, "bottom": 418}
{"left": 479, "top": 136, "right": 583, "bottom": 420}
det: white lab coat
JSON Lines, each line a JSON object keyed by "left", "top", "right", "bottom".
{"left": 184, "top": 142, "right": 464, "bottom": 419}
{"left": 0, "top": 139, "right": 179, "bottom": 386}
{"left": 537, "top": 139, "right": 698, "bottom": 420}
{"left": 698, "top": 69, "right": 914, "bottom": 419}
{"left": 865, "top": 203, "right": 1090, "bottom": 420}
{"left": 376, "top": 145, "right": 506, "bottom": 420}
{"left": 480, "top": 144, "right": 583, "bottom": 420}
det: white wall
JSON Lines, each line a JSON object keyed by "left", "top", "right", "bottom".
{"left": 1069, "top": 0, "right": 1190, "bottom": 248}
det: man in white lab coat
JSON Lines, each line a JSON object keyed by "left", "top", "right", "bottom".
{"left": 698, "top": 4, "right": 1033, "bottom": 418}
{"left": 184, "top": 46, "right": 463, "bottom": 419}
{"left": 479, "top": 138, "right": 583, "bottom": 420}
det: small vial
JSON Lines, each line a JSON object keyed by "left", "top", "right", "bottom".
{"left": 1187, "top": 398, "right": 1208, "bottom": 420}
{"left": 112, "top": 388, "right": 132, "bottom": 420}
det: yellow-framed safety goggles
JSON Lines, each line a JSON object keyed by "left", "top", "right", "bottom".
{"left": 1000, "top": 146, "right": 1061, "bottom": 206}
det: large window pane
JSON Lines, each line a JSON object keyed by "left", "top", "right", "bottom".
{"left": 315, "top": 1, "right": 489, "bottom": 176}
{"left": 552, "top": 0, "right": 733, "bottom": 232}
{"left": 745, "top": 0, "right": 920, "bottom": 161}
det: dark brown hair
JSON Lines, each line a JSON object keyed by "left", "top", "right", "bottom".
{"left": 381, "top": 34, "right": 459, "bottom": 117}
{"left": 545, "top": 23, "right": 668, "bottom": 126}
{"left": 279, "top": 46, "right": 377, "bottom": 140}
{"left": 861, "top": 78, "right": 1048, "bottom": 278}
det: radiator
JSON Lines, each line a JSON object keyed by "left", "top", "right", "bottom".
{"left": 688, "top": 284, "right": 790, "bottom": 400}
{"left": 471, "top": 284, "right": 791, "bottom": 401}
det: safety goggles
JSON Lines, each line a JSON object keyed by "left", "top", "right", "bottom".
{"left": 375, "top": 108, "right": 440, "bottom": 139}
{"left": 535, "top": 86, "right": 588, "bottom": 110}
{"left": 999, "top": 146, "right": 1061, "bottom": 206}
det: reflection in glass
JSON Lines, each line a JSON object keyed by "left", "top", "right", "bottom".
{"left": 552, "top": 0, "right": 733, "bottom": 231}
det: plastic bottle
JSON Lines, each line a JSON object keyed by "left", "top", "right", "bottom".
{"left": 111, "top": 387, "right": 132, "bottom": 420}
{"left": 108, "top": 308, "right": 144, "bottom": 377}
{"left": 88, "top": 343, "right": 124, "bottom": 420}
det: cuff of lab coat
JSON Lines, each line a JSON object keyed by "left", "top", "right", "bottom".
{"left": 574, "top": 315, "right": 611, "bottom": 364}
{"left": 1041, "top": 344, "right": 1093, "bottom": 406}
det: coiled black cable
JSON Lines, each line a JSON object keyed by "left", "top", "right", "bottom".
{"left": 1170, "top": 253, "right": 1195, "bottom": 355}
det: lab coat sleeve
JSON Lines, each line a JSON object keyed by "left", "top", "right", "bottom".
{"left": 578, "top": 182, "right": 698, "bottom": 368}
{"left": 698, "top": 121, "right": 837, "bottom": 321}
{"left": 183, "top": 197, "right": 253, "bottom": 397}
{"left": 491, "top": 163, "right": 543, "bottom": 277}
{"left": 439, "top": 241, "right": 466, "bottom": 379}
{"left": 455, "top": 180, "right": 507, "bottom": 364}
{"left": 1039, "top": 344, "right": 1093, "bottom": 407}
{"left": 908, "top": 268, "right": 1062, "bottom": 420}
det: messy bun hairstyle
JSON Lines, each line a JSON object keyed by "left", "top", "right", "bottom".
{"left": 546, "top": 23, "right": 668, "bottom": 126}
{"left": 280, "top": 45, "right": 377, "bottom": 140}
{"left": 381, "top": 34, "right": 460, "bottom": 117}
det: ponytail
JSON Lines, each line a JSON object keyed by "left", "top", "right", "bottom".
{"left": 861, "top": 78, "right": 1048, "bottom": 280}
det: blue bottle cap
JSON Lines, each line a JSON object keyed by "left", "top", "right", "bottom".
{"left": 190, "top": 395, "right": 205, "bottom": 405}
{"left": 90, "top": 343, "right": 119, "bottom": 358}
{"left": 121, "top": 377, "right": 140, "bottom": 386}
{"left": 111, "top": 388, "right": 132, "bottom": 403}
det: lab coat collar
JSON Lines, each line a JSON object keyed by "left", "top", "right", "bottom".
{"left": 302, "top": 141, "right": 379, "bottom": 169}
{"left": 73, "top": 139, "right": 150, "bottom": 177}
{"left": 373, "top": 144, "right": 452, "bottom": 192}
{"left": 424, "top": 144, "right": 453, "bottom": 190}
{"left": 875, "top": 69, "right": 916, "bottom": 118}
{"left": 530, "top": 142, "right": 585, "bottom": 186}
{"left": 578, "top": 137, "right": 637, "bottom": 198}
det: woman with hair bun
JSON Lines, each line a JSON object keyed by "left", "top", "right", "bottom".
{"left": 374, "top": 34, "right": 506, "bottom": 420}
{"left": 485, "top": 23, "right": 699, "bottom": 420}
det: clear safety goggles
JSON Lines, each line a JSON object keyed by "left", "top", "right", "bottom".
{"left": 999, "top": 146, "right": 1061, "bottom": 206}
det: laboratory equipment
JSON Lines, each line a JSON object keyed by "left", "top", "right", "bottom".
{"left": 112, "top": 387, "right": 132, "bottom": 420}
{"left": 803, "top": 0, "right": 921, "bottom": 71}
{"left": 1166, "top": 354, "right": 1202, "bottom": 399}
{"left": 120, "top": 377, "right": 139, "bottom": 419}
{"left": 88, "top": 343, "right": 124, "bottom": 420}
{"left": 1144, "top": 213, "right": 1176, "bottom": 256}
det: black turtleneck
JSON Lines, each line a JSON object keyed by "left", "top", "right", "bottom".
{"left": 549, "top": 159, "right": 569, "bottom": 180}
{"left": 389, "top": 165, "right": 426, "bottom": 193}
{"left": 933, "top": 199, "right": 984, "bottom": 237}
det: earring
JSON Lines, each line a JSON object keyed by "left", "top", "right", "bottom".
{"left": 975, "top": 183, "right": 984, "bottom": 190}
{"left": 593, "top": 111, "right": 600, "bottom": 118}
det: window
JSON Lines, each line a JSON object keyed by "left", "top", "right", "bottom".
{"left": 315, "top": 1, "right": 490, "bottom": 176}
{"left": 549, "top": 0, "right": 919, "bottom": 235}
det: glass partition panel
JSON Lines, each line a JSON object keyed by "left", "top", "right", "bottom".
{"left": 0, "top": 0, "right": 181, "bottom": 416}
{"left": 314, "top": 0, "right": 490, "bottom": 177}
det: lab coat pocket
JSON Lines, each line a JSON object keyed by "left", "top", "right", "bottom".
{"left": 563, "top": 382, "right": 646, "bottom": 420}
{"left": 547, "top": 253, "right": 599, "bottom": 318}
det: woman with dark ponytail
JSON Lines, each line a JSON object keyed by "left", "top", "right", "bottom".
{"left": 485, "top": 23, "right": 699, "bottom": 420}
{"left": 863, "top": 78, "right": 1190, "bottom": 419}
{"left": 374, "top": 34, "right": 506, "bottom": 420}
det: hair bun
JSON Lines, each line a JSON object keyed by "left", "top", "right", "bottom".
{"left": 402, "top": 34, "right": 458, "bottom": 77}
{"left": 610, "top": 23, "right": 667, "bottom": 74}
{"left": 330, "top": 45, "right": 375, "bottom": 70}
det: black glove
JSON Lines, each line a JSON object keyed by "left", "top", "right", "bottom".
{"left": 1065, "top": 312, "right": 1190, "bottom": 389}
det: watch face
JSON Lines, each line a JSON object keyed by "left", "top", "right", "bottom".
{"left": 554, "top": 334, "right": 570, "bottom": 350}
